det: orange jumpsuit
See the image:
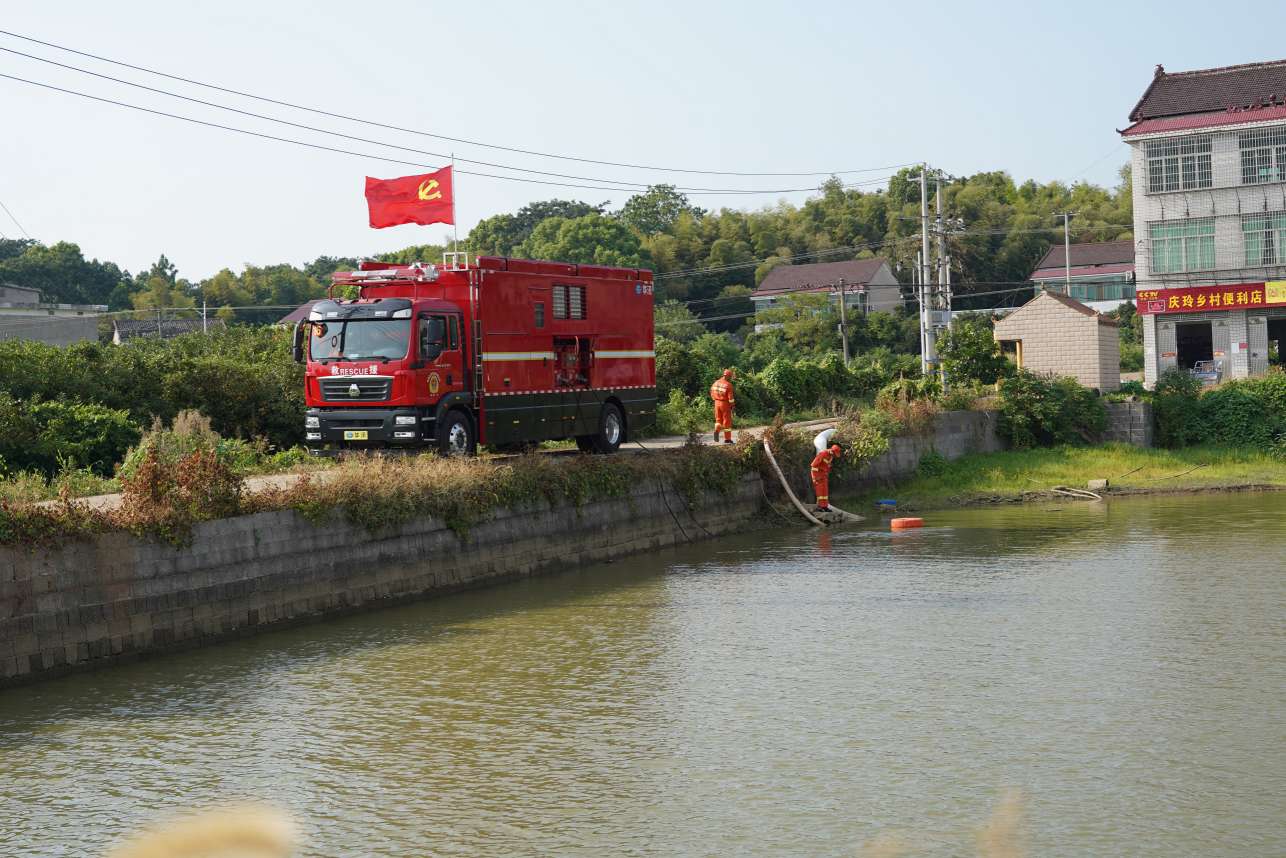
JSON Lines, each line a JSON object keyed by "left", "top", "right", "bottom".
{"left": 710, "top": 377, "right": 735, "bottom": 443}
{"left": 811, "top": 447, "right": 837, "bottom": 510}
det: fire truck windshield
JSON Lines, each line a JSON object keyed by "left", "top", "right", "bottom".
{"left": 309, "top": 319, "right": 411, "bottom": 362}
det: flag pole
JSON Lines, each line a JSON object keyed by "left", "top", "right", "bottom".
{"left": 450, "top": 152, "right": 459, "bottom": 261}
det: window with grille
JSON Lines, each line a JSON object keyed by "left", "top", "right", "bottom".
{"left": 1146, "top": 136, "right": 1212, "bottom": 193}
{"left": 1149, "top": 218, "right": 1215, "bottom": 274}
{"left": 1242, "top": 211, "right": 1286, "bottom": 265}
{"left": 1238, "top": 126, "right": 1286, "bottom": 185}
{"left": 552, "top": 284, "right": 587, "bottom": 320}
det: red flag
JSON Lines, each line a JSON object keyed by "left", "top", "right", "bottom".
{"left": 365, "top": 166, "right": 454, "bottom": 228}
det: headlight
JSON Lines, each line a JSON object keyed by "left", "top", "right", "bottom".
{"left": 395, "top": 415, "right": 417, "bottom": 425}
{"left": 306, "top": 416, "right": 319, "bottom": 428}
{"left": 393, "top": 431, "right": 416, "bottom": 439}
{"left": 306, "top": 432, "right": 321, "bottom": 441}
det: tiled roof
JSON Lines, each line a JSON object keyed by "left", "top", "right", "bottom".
{"left": 113, "top": 319, "right": 222, "bottom": 340}
{"left": 1032, "top": 240, "right": 1134, "bottom": 272}
{"left": 752, "top": 258, "right": 889, "bottom": 297}
{"left": 1121, "top": 103, "right": 1286, "bottom": 137}
{"left": 1031, "top": 262, "right": 1135, "bottom": 281}
{"left": 1129, "top": 60, "right": 1286, "bottom": 121}
{"left": 278, "top": 299, "right": 324, "bottom": 325}
{"left": 995, "top": 291, "right": 1118, "bottom": 331}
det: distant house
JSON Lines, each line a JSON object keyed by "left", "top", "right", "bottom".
{"left": 277, "top": 300, "right": 324, "bottom": 326}
{"left": 112, "top": 318, "right": 223, "bottom": 344}
{"left": 0, "top": 282, "right": 105, "bottom": 347}
{"left": 1029, "top": 240, "right": 1135, "bottom": 312}
{"left": 750, "top": 258, "right": 902, "bottom": 316}
{"left": 993, "top": 291, "right": 1121, "bottom": 391}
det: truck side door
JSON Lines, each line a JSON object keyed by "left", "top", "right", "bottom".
{"left": 418, "top": 314, "right": 466, "bottom": 401}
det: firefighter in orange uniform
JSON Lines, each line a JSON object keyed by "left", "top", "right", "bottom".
{"left": 810, "top": 443, "right": 844, "bottom": 511}
{"left": 709, "top": 369, "right": 736, "bottom": 444}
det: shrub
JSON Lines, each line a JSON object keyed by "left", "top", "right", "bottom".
{"left": 937, "top": 313, "right": 1014, "bottom": 385}
{"left": 655, "top": 389, "right": 708, "bottom": 437}
{"left": 940, "top": 382, "right": 988, "bottom": 412}
{"left": 1152, "top": 368, "right": 1204, "bottom": 447}
{"left": 996, "top": 371, "right": 1106, "bottom": 449}
{"left": 917, "top": 450, "right": 948, "bottom": 477}
{"left": 0, "top": 394, "right": 140, "bottom": 477}
{"left": 116, "top": 448, "right": 244, "bottom": 542}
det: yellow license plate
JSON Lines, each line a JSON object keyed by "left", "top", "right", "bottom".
{"left": 343, "top": 430, "right": 368, "bottom": 441}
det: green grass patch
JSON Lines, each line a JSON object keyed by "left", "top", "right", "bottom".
{"left": 850, "top": 444, "right": 1286, "bottom": 511}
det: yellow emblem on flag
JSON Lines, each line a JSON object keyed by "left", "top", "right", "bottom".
{"left": 1266, "top": 281, "right": 1286, "bottom": 305}
{"left": 418, "top": 179, "right": 442, "bottom": 201}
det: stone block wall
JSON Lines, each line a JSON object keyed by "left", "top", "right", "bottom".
{"left": 838, "top": 410, "right": 1002, "bottom": 490}
{"left": 0, "top": 475, "right": 764, "bottom": 688}
{"left": 1101, "top": 401, "right": 1154, "bottom": 447}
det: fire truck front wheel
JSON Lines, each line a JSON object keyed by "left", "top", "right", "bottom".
{"left": 438, "top": 410, "right": 477, "bottom": 457}
{"left": 582, "top": 403, "right": 624, "bottom": 454}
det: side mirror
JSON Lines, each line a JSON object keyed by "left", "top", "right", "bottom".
{"left": 292, "top": 321, "right": 305, "bottom": 363}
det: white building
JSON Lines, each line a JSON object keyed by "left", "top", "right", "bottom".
{"left": 0, "top": 283, "right": 105, "bottom": 346}
{"left": 1122, "top": 60, "right": 1286, "bottom": 386}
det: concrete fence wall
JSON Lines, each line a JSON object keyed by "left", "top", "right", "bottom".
{"left": 0, "top": 475, "right": 764, "bottom": 688}
{"left": 1101, "top": 401, "right": 1154, "bottom": 447}
{"left": 841, "top": 409, "right": 1004, "bottom": 489}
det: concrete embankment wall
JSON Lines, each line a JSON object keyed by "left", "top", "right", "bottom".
{"left": 839, "top": 409, "right": 1003, "bottom": 490}
{"left": 0, "top": 475, "right": 763, "bottom": 688}
{"left": 1101, "top": 401, "right": 1154, "bottom": 447}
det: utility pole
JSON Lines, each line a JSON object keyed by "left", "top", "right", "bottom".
{"left": 836, "top": 277, "right": 850, "bottom": 366}
{"left": 202, "top": 299, "right": 208, "bottom": 334}
{"left": 935, "top": 176, "right": 950, "bottom": 389}
{"left": 918, "top": 165, "right": 935, "bottom": 375}
{"left": 1057, "top": 211, "right": 1076, "bottom": 293}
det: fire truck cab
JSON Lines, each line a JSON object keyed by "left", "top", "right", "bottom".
{"left": 293, "top": 255, "right": 656, "bottom": 455}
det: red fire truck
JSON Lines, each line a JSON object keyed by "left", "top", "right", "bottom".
{"left": 292, "top": 255, "right": 656, "bottom": 455}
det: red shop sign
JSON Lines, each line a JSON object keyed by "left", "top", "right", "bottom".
{"left": 1135, "top": 283, "right": 1273, "bottom": 314}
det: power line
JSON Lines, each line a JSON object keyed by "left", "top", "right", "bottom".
{"left": 0, "top": 45, "right": 895, "bottom": 194}
{"left": 0, "top": 71, "right": 891, "bottom": 197}
{"left": 0, "top": 28, "right": 916, "bottom": 179}
{"left": 0, "top": 197, "right": 31, "bottom": 239}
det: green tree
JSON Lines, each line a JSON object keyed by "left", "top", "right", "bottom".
{"left": 654, "top": 300, "right": 704, "bottom": 343}
{"left": 516, "top": 213, "right": 648, "bottom": 267}
{"left": 937, "top": 313, "right": 1012, "bottom": 385}
{"left": 753, "top": 293, "right": 841, "bottom": 356}
{"left": 619, "top": 185, "right": 703, "bottom": 235}
{"left": 0, "top": 240, "right": 129, "bottom": 305}
{"left": 468, "top": 199, "right": 605, "bottom": 256}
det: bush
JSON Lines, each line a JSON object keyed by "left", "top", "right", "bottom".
{"left": 996, "top": 371, "right": 1106, "bottom": 449}
{"left": 655, "top": 389, "right": 708, "bottom": 437}
{"left": 917, "top": 450, "right": 948, "bottom": 477}
{"left": 937, "top": 313, "right": 1014, "bottom": 385}
{"left": 120, "top": 410, "right": 311, "bottom": 479}
{"left": 941, "top": 382, "right": 988, "bottom": 412}
{"left": 1152, "top": 368, "right": 1205, "bottom": 447}
{"left": 0, "top": 394, "right": 140, "bottom": 477}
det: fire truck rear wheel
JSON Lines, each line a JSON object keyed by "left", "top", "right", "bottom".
{"left": 438, "top": 410, "right": 476, "bottom": 457}
{"left": 590, "top": 403, "right": 624, "bottom": 454}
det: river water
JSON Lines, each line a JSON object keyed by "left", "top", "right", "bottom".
{"left": 1, "top": 492, "right": 1283, "bottom": 856}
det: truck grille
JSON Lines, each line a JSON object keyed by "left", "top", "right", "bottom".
{"left": 319, "top": 377, "right": 392, "bottom": 401}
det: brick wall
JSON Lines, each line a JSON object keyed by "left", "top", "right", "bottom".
{"left": 837, "top": 410, "right": 1003, "bottom": 490}
{"left": 993, "top": 294, "right": 1120, "bottom": 390}
{"left": 0, "top": 475, "right": 764, "bottom": 688}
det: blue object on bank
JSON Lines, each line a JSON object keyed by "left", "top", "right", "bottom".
{"left": 876, "top": 499, "right": 897, "bottom": 508}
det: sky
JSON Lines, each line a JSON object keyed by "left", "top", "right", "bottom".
{"left": 1, "top": 0, "right": 1283, "bottom": 281}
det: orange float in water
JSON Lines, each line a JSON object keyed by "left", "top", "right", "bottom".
{"left": 890, "top": 517, "right": 924, "bottom": 530}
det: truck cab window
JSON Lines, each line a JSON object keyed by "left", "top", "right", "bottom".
{"left": 420, "top": 316, "right": 446, "bottom": 361}
{"left": 447, "top": 316, "right": 459, "bottom": 350}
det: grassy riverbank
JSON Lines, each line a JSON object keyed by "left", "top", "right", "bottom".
{"left": 851, "top": 444, "right": 1286, "bottom": 511}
